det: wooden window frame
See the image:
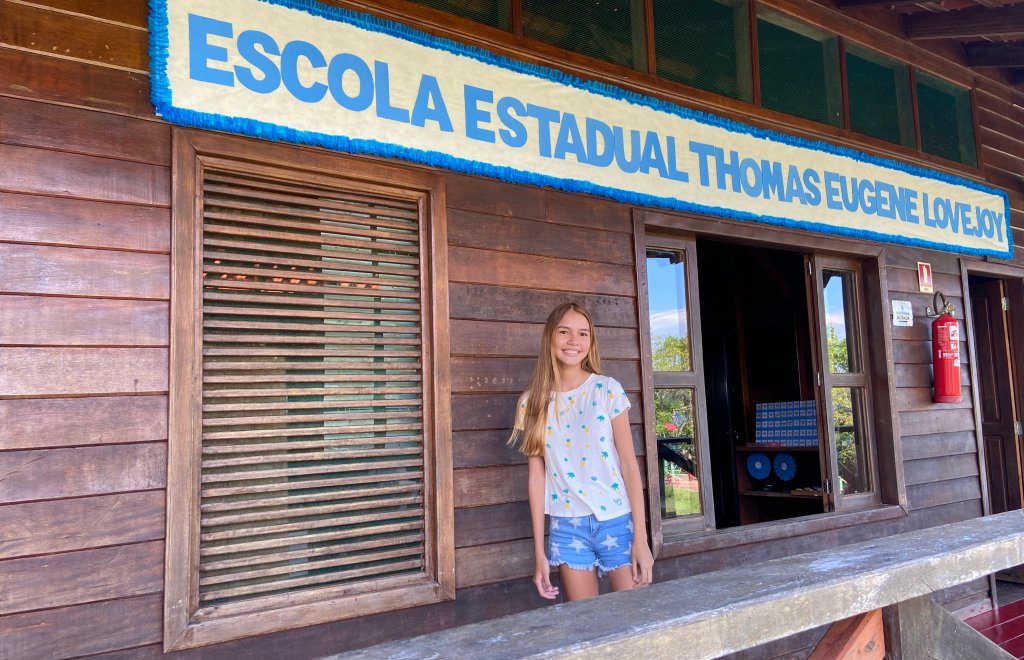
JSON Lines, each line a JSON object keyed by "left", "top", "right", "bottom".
{"left": 755, "top": 5, "right": 844, "bottom": 129}
{"left": 913, "top": 70, "right": 979, "bottom": 168}
{"left": 164, "top": 129, "right": 453, "bottom": 650}
{"left": 811, "top": 255, "right": 881, "bottom": 511}
{"left": 842, "top": 41, "right": 916, "bottom": 149}
{"left": 636, "top": 225, "right": 715, "bottom": 551}
{"left": 636, "top": 208, "right": 906, "bottom": 558}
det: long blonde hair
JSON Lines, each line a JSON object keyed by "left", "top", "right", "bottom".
{"left": 510, "top": 302, "right": 602, "bottom": 457}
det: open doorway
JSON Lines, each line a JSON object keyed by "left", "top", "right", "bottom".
{"left": 646, "top": 231, "right": 882, "bottom": 533}
{"left": 697, "top": 239, "right": 824, "bottom": 528}
{"left": 969, "top": 274, "right": 1024, "bottom": 600}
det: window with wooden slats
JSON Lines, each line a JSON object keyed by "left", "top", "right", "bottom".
{"left": 166, "top": 131, "right": 452, "bottom": 650}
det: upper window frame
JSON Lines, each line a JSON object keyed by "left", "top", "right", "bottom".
{"left": 843, "top": 41, "right": 916, "bottom": 149}
{"left": 636, "top": 228, "right": 715, "bottom": 544}
{"left": 915, "top": 69, "right": 979, "bottom": 167}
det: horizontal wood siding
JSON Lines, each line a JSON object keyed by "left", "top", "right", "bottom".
{"left": 0, "top": 594, "right": 163, "bottom": 659}
{"left": 0, "top": 191, "right": 170, "bottom": 252}
{"left": 0, "top": 12, "right": 171, "bottom": 653}
{"left": 0, "top": 0, "right": 148, "bottom": 72}
{"left": 0, "top": 395, "right": 167, "bottom": 449}
{"left": 0, "top": 491, "right": 165, "bottom": 560}
{"left": 975, "top": 79, "right": 1024, "bottom": 210}
{"left": 446, "top": 172, "right": 642, "bottom": 591}
{"left": 885, "top": 250, "right": 984, "bottom": 530}
{"left": 1, "top": 541, "right": 164, "bottom": 615}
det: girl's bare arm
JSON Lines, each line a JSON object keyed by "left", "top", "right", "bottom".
{"left": 528, "top": 455, "right": 559, "bottom": 599}
{"left": 611, "top": 411, "right": 654, "bottom": 586}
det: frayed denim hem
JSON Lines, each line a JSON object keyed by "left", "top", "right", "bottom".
{"left": 596, "top": 560, "right": 631, "bottom": 577}
{"left": 549, "top": 559, "right": 599, "bottom": 572}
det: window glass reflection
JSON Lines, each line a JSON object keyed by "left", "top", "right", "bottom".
{"left": 646, "top": 249, "right": 691, "bottom": 372}
{"left": 823, "top": 270, "right": 856, "bottom": 373}
{"left": 656, "top": 388, "right": 701, "bottom": 518}
{"left": 833, "top": 386, "right": 870, "bottom": 494}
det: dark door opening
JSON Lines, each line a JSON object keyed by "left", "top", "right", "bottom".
{"left": 969, "top": 274, "right": 1024, "bottom": 596}
{"left": 697, "top": 239, "right": 824, "bottom": 528}
{"left": 970, "top": 275, "right": 1023, "bottom": 516}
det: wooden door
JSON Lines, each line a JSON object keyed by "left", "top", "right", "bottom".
{"left": 970, "top": 277, "right": 1023, "bottom": 514}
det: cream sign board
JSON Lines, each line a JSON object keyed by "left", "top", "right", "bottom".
{"left": 150, "top": 0, "right": 1012, "bottom": 258}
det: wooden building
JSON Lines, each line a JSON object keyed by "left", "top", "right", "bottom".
{"left": 2, "top": 0, "right": 1023, "bottom": 657}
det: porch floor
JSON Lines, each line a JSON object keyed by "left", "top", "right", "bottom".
{"left": 965, "top": 580, "right": 1024, "bottom": 658}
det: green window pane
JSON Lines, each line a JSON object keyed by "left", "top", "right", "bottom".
{"left": 523, "top": 0, "right": 647, "bottom": 71}
{"left": 646, "top": 248, "right": 691, "bottom": 372}
{"left": 407, "top": 0, "right": 510, "bottom": 30}
{"left": 846, "top": 44, "right": 914, "bottom": 147}
{"left": 656, "top": 388, "right": 701, "bottom": 519}
{"left": 917, "top": 71, "right": 976, "bottom": 166}
{"left": 653, "top": 0, "right": 752, "bottom": 102}
{"left": 758, "top": 9, "right": 841, "bottom": 127}
{"left": 832, "top": 387, "right": 870, "bottom": 495}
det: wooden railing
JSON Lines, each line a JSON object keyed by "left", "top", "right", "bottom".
{"left": 328, "top": 510, "right": 1024, "bottom": 659}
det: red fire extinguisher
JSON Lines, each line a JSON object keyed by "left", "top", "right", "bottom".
{"left": 931, "top": 291, "right": 961, "bottom": 404}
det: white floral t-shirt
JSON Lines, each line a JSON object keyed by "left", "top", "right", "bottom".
{"left": 519, "top": 373, "right": 632, "bottom": 521}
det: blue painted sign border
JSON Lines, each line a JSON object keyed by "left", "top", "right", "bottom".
{"left": 149, "top": 0, "right": 1013, "bottom": 258}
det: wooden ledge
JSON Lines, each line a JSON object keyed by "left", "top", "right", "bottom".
{"left": 659, "top": 504, "right": 907, "bottom": 559}
{"left": 333, "top": 511, "right": 1024, "bottom": 659}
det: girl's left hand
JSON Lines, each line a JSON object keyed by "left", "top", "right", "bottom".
{"left": 631, "top": 542, "right": 654, "bottom": 587}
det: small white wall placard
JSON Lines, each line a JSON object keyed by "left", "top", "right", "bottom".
{"left": 892, "top": 300, "right": 913, "bottom": 327}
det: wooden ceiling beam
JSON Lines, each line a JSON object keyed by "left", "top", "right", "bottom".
{"left": 905, "top": 5, "right": 1024, "bottom": 40}
{"left": 966, "top": 42, "right": 1024, "bottom": 68}
{"left": 836, "top": 0, "right": 929, "bottom": 8}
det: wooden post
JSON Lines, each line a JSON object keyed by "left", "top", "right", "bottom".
{"left": 809, "top": 609, "right": 884, "bottom": 659}
{"left": 884, "top": 595, "right": 1012, "bottom": 660}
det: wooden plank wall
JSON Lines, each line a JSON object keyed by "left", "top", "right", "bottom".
{"left": 0, "top": 3, "right": 169, "bottom": 657}
{"left": 975, "top": 77, "right": 1024, "bottom": 228}
{"left": 0, "top": 0, "right": 1022, "bottom": 657}
{"left": 0, "top": 90, "right": 172, "bottom": 657}
{"left": 444, "top": 173, "right": 642, "bottom": 589}
{"left": 885, "top": 248, "right": 989, "bottom": 615}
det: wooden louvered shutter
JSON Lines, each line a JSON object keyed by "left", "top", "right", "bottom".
{"left": 166, "top": 131, "right": 453, "bottom": 650}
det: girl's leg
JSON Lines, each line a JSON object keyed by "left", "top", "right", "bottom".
{"left": 558, "top": 565, "right": 600, "bottom": 601}
{"left": 607, "top": 565, "right": 637, "bottom": 592}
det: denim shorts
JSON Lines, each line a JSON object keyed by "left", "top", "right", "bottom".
{"left": 548, "top": 512, "right": 633, "bottom": 575}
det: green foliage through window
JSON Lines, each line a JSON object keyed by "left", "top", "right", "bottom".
{"left": 832, "top": 387, "right": 869, "bottom": 494}
{"left": 653, "top": 334, "right": 690, "bottom": 372}
{"left": 655, "top": 388, "right": 700, "bottom": 518}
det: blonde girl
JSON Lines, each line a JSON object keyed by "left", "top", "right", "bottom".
{"left": 511, "top": 302, "right": 654, "bottom": 601}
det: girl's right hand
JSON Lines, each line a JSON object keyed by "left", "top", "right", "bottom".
{"left": 534, "top": 556, "right": 559, "bottom": 600}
